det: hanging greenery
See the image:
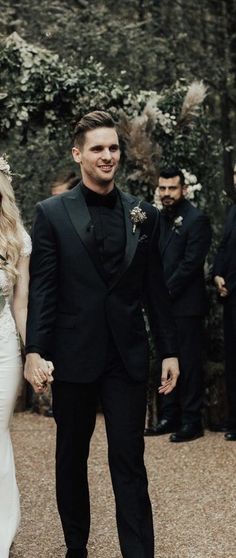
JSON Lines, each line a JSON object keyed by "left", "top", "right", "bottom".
{"left": 0, "top": 33, "right": 222, "bottom": 219}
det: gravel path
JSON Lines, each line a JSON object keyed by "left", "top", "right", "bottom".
{"left": 10, "top": 412, "right": 236, "bottom": 558}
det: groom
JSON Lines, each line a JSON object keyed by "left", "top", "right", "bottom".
{"left": 24, "top": 111, "right": 179, "bottom": 558}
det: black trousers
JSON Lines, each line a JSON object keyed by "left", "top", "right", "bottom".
{"left": 52, "top": 342, "right": 154, "bottom": 558}
{"left": 223, "top": 303, "right": 236, "bottom": 428}
{"left": 160, "top": 316, "right": 204, "bottom": 425}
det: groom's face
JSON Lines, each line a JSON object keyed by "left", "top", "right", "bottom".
{"left": 72, "top": 127, "right": 120, "bottom": 190}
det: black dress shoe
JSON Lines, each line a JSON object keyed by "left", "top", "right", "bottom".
{"left": 169, "top": 423, "right": 204, "bottom": 443}
{"left": 224, "top": 431, "right": 236, "bottom": 441}
{"left": 144, "top": 418, "right": 180, "bottom": 436}
{"left": 66, "top": 550, "right": 88, "bottom": 557}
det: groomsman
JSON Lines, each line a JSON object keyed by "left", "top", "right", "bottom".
{"left": 213, "top": 202, "right": 236, "bottom": 441}
{"left": 146, "top": 167, "right": 212, "bottom": 442}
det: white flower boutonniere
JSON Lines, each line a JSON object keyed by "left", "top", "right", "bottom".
{"left": 172, "top": 216, "right": 183, "bottom": 233}
{"left": 130, "top": 203, "right": 147, "bottom": 233}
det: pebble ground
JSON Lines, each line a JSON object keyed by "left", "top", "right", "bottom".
{"left": 10, "top": 412, "right": 236, "bottom": 558}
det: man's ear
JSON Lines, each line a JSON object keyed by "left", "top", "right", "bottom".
{"left": 182, "top": 184, "right": 188, "bottom": 197}
{"left": 72, "top": 146, "right": 82, "bottom": 164}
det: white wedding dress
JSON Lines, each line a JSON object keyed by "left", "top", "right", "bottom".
{"left": 0, "top": 229, "right": 31, "bottom": 558}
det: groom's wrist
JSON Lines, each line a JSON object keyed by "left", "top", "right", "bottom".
{"left": 25, "top": 345, "right": 43, "bottom": 356}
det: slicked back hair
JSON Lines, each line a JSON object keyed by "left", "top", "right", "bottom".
{"left": 159, "top": 167, "right": 185, "bottom": 187}
{"left": 73, "top": 111, "right": 117, "bottom": 148}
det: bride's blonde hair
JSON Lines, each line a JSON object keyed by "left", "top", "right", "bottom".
{"left": 0, "top": 160, "right": 23, "bottom": 286}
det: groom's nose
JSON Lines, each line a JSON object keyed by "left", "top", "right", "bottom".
{"left": 101, "top": 148, "right": 112, "bottom": 160}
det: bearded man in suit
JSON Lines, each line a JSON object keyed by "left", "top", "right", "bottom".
{"left": 213, "top": 201, "right": 236, "bottom": 441}
{"left": 24, "top": 112, "right": 179, "bottom": 558}
{"left": 145, "top": 167, "right": 211, "bottom": 443}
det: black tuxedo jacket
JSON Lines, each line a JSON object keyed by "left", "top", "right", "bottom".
{"left": 159, "top": 198, "right": 212, "bottom": 317}
{"left": 213, "top": 204, "right": 236, "bottom": 303}
{"left": 26, "top": 184, "right": 177, "bottom": 383}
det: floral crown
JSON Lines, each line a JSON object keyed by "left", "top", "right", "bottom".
{"left": 0, "top": 155, "right": 12, "bottom": 183}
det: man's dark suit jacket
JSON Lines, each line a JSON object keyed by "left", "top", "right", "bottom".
{"left": 26, "top": 184, "right": 177, "bottom": 383}
{"left": 213, "top": 204, "right": 236, "bottom": 304}
{"left": 159, "top": 198, "right": 212, "bottom": 317}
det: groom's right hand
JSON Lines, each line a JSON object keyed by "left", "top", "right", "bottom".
{"left": 24, "top": 353, "right": 54, "bottom": 393}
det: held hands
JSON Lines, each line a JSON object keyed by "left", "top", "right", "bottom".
{"left": 214, "top": 275, "right": 229, "bottom": 298}
{"left": 24, "top": 353, "right": 54, "bottom": 393}
{"left": 158, "top": 357, "right": 180, "bottom": 395}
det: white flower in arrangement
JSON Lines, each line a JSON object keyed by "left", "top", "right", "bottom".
{"left": 181, "top": 168, "right": 202, "bottom": 202}
{"left": 0, "top": 155, "right": 12, "bottom": 182}
{"left": 155, "top": 108, "right": 176, "bottom": 135}
{"left": 192, "top": 183, "right": 202, "bottom": 191}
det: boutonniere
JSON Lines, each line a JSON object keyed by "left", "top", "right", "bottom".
{"left": 172, "top": 216, "right": 183, "bottom": 233}
{"left": 130, "top": 203, "right": 147, "bottom": 234}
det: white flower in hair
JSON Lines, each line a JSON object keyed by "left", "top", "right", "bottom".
{"left": 0, "top": 155, "right": 12, "bottom": 183}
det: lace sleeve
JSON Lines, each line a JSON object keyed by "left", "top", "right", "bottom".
{"left": 20, "top": 228, "right": 32, "bottom": 257}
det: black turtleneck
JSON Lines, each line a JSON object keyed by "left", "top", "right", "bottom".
{"left": 161, "top": 197, "right": 185, "bottom": 222}
{"left": 81, "top": 183, "right": 126, "bottom": 283}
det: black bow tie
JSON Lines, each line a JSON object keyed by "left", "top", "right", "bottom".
{"left": 81, "top": 183, "right": 117, "bottom": 209}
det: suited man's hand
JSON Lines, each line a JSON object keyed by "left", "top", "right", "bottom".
{"left": 214, "top": 275, "right": 229, "bottom": 298}
{"left": 24, "top": 353, "right": 54, "bottom": 393}
{"left": 158, "top": 357, "right": 180, "bottom": 395}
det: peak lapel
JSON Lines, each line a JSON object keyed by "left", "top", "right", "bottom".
{"left": 109, "top": 190, "right": 141, "bottom": 290}
{"left": 62, "top": 184, "right": 108, "bottom": 284}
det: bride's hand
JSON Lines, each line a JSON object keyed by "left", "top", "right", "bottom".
{"left": 42, "top": 359, "right": 54, "bottom": 386}
{"left": 24, "top": 354, "right": 54, "bottom": 393}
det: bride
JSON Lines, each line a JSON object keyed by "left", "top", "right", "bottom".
{"left": 0, "top": 156, "right": 53, "bottom": 557}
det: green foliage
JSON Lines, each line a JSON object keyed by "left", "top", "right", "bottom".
{"left": 1, "top": 33, "right": 224, "bottom": 219}
{"left": 0, "top": 33, "right": 130, "bottom": 222}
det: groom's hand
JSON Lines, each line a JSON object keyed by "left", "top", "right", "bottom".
{"left": 24, "top": 353, "right": 54, "bottom": 393}
{"left": 158, "top": 357, "right": 180, "bottom": 395}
